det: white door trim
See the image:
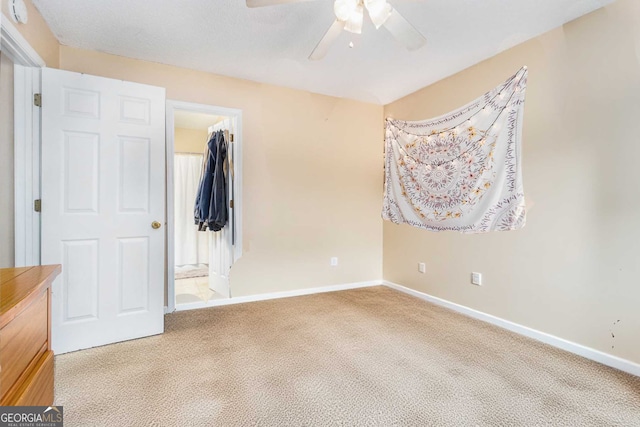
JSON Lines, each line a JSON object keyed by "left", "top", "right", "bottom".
{"left": 13, "top": 65, "right": 41, "bottom": 266}
{"left": 0, "top": 14, "right": 46, "bottom": 67}
{"left": 165, "top": 100, "right": 243, "bottom": 313}
{"left": 2, "top": 13, "right": 45, "bottom": 267}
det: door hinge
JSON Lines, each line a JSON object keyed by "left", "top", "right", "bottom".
{"left": 229, "top": 133, "right": 234, "bottom": 143}
{"left": 34, "top": 199, "right": 41, "bottom": 212}
{"left": 34, "top": 93, "right": 42, "bottom": 107}
{"left": 229, "top": 199, "right": 234, "bottom": 209}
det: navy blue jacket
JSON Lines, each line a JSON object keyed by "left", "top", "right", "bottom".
{"left": 194, "top": 131, "right": 227, "bottom": 231}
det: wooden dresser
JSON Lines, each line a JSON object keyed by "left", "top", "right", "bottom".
{"left": 0, "top": 265, "right": 61, "bottom": 406}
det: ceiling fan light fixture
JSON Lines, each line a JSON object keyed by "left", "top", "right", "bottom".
{"left": 334, "top": 0, "right": 358, "bottom": 22}
{"left": 344, "top": 3, "right": 364, "bottom": 34}
{"left": 365, "top": 0, "right": 392, "bottom": 29}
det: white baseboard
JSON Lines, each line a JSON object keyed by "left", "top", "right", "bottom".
{"left": 383, "top": 281, "right": 640, "bottom": 377}
{"left": 171, "top": 280, "right": 381, "bottom": 312}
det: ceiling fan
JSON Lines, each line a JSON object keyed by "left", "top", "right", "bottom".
{"left": 246, "top": 0, "right": 426, "bottom": 60}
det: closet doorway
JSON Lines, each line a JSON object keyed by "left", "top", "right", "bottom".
{"left": 166, "top": 101, "right": 243, "bottom": 312}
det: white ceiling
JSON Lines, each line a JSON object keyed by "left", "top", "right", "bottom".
{"left": 33, "top": 0, "right": 613, "bottom": 105}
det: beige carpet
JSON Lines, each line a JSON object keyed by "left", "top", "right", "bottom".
{"left": 55, "top": 286, "right": 640, "bottom": 426}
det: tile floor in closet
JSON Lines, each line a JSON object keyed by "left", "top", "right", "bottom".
{"left": 175, "top": 276, "right": 224, "bottom": 304}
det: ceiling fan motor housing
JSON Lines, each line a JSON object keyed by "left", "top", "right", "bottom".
{"left": 334, "top": 0, "right": 392, "bottom": 34}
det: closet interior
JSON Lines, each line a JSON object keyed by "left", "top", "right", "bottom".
{"left": 173, "top": 110, "right": 234, "bottom": 308}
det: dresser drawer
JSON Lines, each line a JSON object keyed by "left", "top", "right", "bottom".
{"left": 0, "top": 290, "right": 49, "bottom": 399}
{"left": 7, "top": 351, "right": 54, "bottom": 406}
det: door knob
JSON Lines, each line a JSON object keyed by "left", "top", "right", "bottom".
{"left": 151, "top": 221, "right": 162, "bottom": 229}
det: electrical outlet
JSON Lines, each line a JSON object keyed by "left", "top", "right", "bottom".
{"left": 471, "top": 272, "right": 482, "bottom": 286}
{"left": 418, "top": 262, "right": 426, "bottom": 273}
{"left": 330, "top": 257, "right": 338, "bottom": 267}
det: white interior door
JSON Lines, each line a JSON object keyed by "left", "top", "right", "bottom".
{"left": 41, "top": 68, "right": 166, "bottom": 354}
{"left": 209, "top": 231, "right": 232, "bottom": 298}
{"left": 208, "top": 120, "right": 235, "bottom": 298}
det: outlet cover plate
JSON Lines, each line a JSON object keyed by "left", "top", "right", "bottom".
{"left": 418, "top": 262, "right": 426, "bottom": 273}
{"left": 471, "top": 272, "right": 482, "bottom": 286}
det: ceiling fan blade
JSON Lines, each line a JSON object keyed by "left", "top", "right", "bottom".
{"left": 382, "top": 8, "right": 426, "bottom": 51}
{"left": 246, "top": 0, "right": 316, "bottom": 7}
{"left": 309, "top": 20, "right": 346, "bottom": 61}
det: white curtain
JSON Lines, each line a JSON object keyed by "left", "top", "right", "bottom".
{"left": 174, "top": 154, "right": 209, "bottom": 265}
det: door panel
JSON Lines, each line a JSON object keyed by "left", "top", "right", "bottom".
{"left": 41, "top": 68, "right": 166, "bottom": 354}
{"left": 63, "top": 131, "right": 99, "bottom": 213}
{"left": 117, "top": 237, "right": 150, "bottom": 314}
{"left": 208, "top": 121, "right": 236, "bottom": 299}
{"left": 62, "top": 239, "right": 99, "bottom": 322}
{"left": 209, "top": 231, "right": 231, "bottom": 298}
{"left": 118, "top": 136, "right": 151, "bottom": 212}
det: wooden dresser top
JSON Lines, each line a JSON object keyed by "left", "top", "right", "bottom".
{"left": 0, "top": 265, "right": 61, "bottom": 319}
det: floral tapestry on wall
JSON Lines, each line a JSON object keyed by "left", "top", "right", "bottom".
{"left": 383, "top": 67, "right": 528, "bottom": 233}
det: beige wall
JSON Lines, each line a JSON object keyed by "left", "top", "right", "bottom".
{"left": 0, "top": 52, "right": 15, "bottom": 267}
{"left": 1, "top": 0, "right": 60, "bottom": 67}
{"left": 384, "top": 0, "right": 640, "bottom": 364}
{"left": 59, "top": 46, "right": 384, "bottom": 297}
{"left": 174, "top": 128, "right": 208, "bottom": 154}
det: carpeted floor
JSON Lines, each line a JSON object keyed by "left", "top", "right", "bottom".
{"left": 54, "top": 286, "right": 640, "bottom": 426}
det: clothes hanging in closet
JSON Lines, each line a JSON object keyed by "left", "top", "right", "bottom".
{"left": 194, "top": 130, "right": 228, "bottom": 232}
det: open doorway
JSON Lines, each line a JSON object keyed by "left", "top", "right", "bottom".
{"left": 166, "top": 101, "right": 243, "bottom": 312}
{"left": 173, "top": 111, "right": 216, "bottom": 305}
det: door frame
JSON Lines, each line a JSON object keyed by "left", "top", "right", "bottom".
{"left": 2, "top": 15, "right": 46, "bottom": 267}
{"left": 165, "top": 100, "right": 243, "bottom": 313}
